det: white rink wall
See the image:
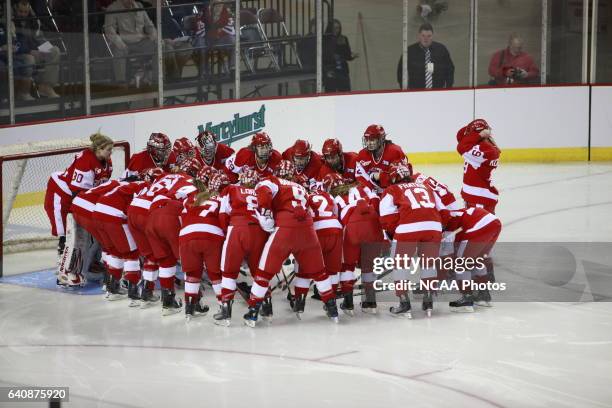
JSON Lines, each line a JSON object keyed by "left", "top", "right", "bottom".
{"left": 0, "top": 85, "right": 610, "bottom": 157}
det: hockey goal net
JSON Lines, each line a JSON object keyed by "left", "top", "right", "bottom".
{"left": 1, "top": 139, "right": 130, "bottom": 275}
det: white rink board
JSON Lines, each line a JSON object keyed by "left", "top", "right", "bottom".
{"left": 0, "top": 86, "right": 609, "bottom": 153}
{"left": 591, "top": 86, "right": 612, "bottom": 148}
{"left": 474, "top": 86, "right": 590, "bottom": 149}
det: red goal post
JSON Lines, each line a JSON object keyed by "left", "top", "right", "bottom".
{"left": 0, "top": 140, "right": 131, "bottom": 277}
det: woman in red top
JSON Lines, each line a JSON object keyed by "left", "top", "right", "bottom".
{"left": 44, "top": 133, "right": 114, "bottom": 257}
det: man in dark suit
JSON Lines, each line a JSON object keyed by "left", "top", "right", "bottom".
{"left": 397, "top": 23, "right": 454, "bottom": 89}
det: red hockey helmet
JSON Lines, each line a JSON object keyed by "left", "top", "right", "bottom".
{"left": 389, "top": 164, "right": 411, "bottom": 184}
{"left": 238, "top": 169, "right": 260, "bottom": 187}
{"left": 208, "top": 172, "right": 231, "bottom": 192}
{"left": 468, "top": 119, "right": 489, "bottom": 134}
{"left": 363, "top": 124, "right": 386, "bottom": 152}
{"left": 147, "top": 133, "right": 171, "bottom": 166}
{"left": 322, "top": 138, "right": 343, "bottom": 169}
{"left": 195, "top": 130, "right": 218, "bottom": 163}
{"left": 250, "top": 132, "right": 272, "bottom": 161}
{"left": 173, "top": 137, "right": 196, "bottom": 164}
{"left": 292, "top": 139, "right": 311, "bottom": 172}
{"left": 275, "top": 159, "right": 295, "bottom": 180}
{"left": 178, "top": 157, "right": 202, "bottom": 177}
{"left": 196, "top": 165, "right": 218, "bottom": 185}
{"left": 322, "top": 173, "right": 344, "bottom": 192}
{"left": 141, "top": 167, "right": 164, "bottom": 184}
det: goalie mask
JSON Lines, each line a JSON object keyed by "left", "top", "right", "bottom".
{"left": 196, "top": 130, "right": 218, "bottom": 164}
{"left": 292, "top": 139, "right": 311, "bottom": 172}
{"left": 147, "top": 133, "right": 171, "bottom": 166}
{"left": 363, "top": 124, "right": 386, "bottom": 152}
{"left": 251, "top": 132, "right": 272, "bottom": 161}
{"left": 322, "top": 138, "right": 343, "bottom": 170}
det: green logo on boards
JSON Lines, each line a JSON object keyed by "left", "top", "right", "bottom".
{"left": 197, "top": 105, "right": 266, "bottom": 146}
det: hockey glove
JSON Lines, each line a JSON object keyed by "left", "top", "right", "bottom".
{"left": 255, "top": 208, "right": 275, "bottom": 233}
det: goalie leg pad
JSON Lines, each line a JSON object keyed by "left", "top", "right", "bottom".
{"left": 57, "top": 213, "right": 93, "bottom": 286}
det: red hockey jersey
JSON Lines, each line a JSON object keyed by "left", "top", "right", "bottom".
{"left": 53, "top": 148, "right": 113, "bottom": 195}
{"left": 355, "top": 142, "right": 408, "bottom": 191}
{"left": 94, "top": 181, "right": 147, "bottom": 224}
{"left": 195, "top": 143, "right": 235, "bottom": 171}
{"left": 379, "top": 181, "right": 445, "bottom": 238}
{"left": 412, "top": 172, "right": 462, "bottom": 210}
{"left": 256, "top": 176, "right": 313, "bottom": 227}
{"left": 317, "top": 152, "right": 359, "bottom": 182}
{"left": 457, "top": 129, "right": 500, "bottom": 207}
{"left": 224, "top": 147, "right": 282, "bottom": 182}
{"left": 307, "top": 190, "right": 342, "bottom": 235}
{"left": 219, "top": 184, "right": 259, "bottom": 227}
{"left": 333, "top": 184, "right": 380, "bottom": 226}
{"left": 124, "top": 149, "right": 177, "bottom": 177}
{"left": 444, "top": 206, "right": 501, "bottom": 242}
{"left": 71, "top": 180, "right": 120, "bottom": 218}
{"left": 179, "top": 195, "right": 225, "bottom": 243}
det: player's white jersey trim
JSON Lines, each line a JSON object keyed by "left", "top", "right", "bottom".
{"left": 95, "top": 203, "right": 126, "bottom": 219}
{"left": 395, "top": 221, "right": 442, "bottom": 234}
{"left": 462, "top": 184, "right": 499, "bottom": 200}
{"left": 313, "top": 219, "right": 342, "bottom": 231}
{"left": 130, "top": 197, "right": 152, "bottom": 210}
{"left": 72, "top": 196, "right": 95, "bottom": 212}
{"left": 465, "top": 213, "right": 498, "bottom": 233}
{"left": 179, "top": 224, "right": 225, "bottom": 237}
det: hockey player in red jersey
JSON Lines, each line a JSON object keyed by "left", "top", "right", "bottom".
{"left": 94, "top": 179, "right": 147, "bottom": 302}
{"left": 356, "top": 124, "right": 410, "bottom": 192}
{"left": 45, "top": 133, "right": 114, "bottom": 257}
{"left": 223, "top": 132, "right": 282, "bottom": 182}
{"left": 317, "top": 138, "right": 359, "bottom": 183}
{"left": 444, "top": 207, "right": 501, "bottom": 312}
{"left": 243, "top": 160, "right": 339, "bottom": 327}
{"left": 456, "top": 119, "right": 500, "bottom": 214}
{"left": 282, "top": 139, "right": 323, "bottom": 189}
{"left": 179, "top": 172, "right": 231, "bottom": 320}
{"left": 172, "top": 137, "right": 198, "bottom": 166}
{"left": 124, "top": 133, "right": 176, "bottom": 177}
{"left": 331, "top": 173, "right": 385, "bottom": 314}
{"left": 126, "top": 168, "right": 165, "bottom": 307}
{"left": 305, "top": 174, "right": 344, "bottom": 303}
{"left": 379, "top": 164, "right": 447, "bottom": 318}
{"left": 214, "top": 169, "right": 269, "bottom": 326}
{"left": 194, "top": 130, "right": 235, "bottom": 170}
{"left": 145, "top": 158, "right": 200, "bottom": 315}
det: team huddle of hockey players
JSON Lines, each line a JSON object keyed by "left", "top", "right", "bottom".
{"left": 43, "top": 119, "right": 501, "bottom": 326}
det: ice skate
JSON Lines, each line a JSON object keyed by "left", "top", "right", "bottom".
{"left": 140, "top": 282, "right": 160, "bottom": 308}
{"left": 389, "top": 294, "right": 412, "bottom": 318}
{"left": 105, "top": 276, "right": 126, "bottom": 301}
{"left": 474, "top": 289, "right": 492, "bottom": 307}
{"left": 422, "top": 291, "right": 434, "bottom": 317}
{"left": 243, "top": 303, "right": 261, "bottom": 328}
{"left": 185, "top": 297, "right": 209, "bottom": 321}
{"left": 360, "top": 301, "right": 378, "bottom": 314}
{"left": 293, "top": 293, "right": 306, "bottom": 319}
{"left": 449, "top": 294, "right": 475, "bottom": 313}
{"left": 213, "top": 300, "right": 233, "bottom": 327}
{"left": 127, "top": 281, "right": 141, "bottom": 307}
{"left": 161, "top": 289, "right": 182, "bottom": 316}
{"left": 260, "top": 297, "right": 273, "bottom": 322}
{"left": 340, "top": 293, "right": 354, "bottom": 316}
{"left": 324, "top": 298, "right": 339, "bottom": 323}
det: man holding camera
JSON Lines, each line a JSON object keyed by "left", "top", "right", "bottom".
{"left": 488, "top": 33, "right": 539, "bottom": 86}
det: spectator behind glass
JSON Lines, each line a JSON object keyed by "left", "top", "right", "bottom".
{"left": 396, "top": 23, "right": 454, "bottom": 89}
{"left": 297, "top": 18, "right": 334, "bottom": 94}
{"left": 104, "top": 0, "right": 158, "bottom": 85}
{"left": 488, "top": 33, "right": 539, "bottom": 86}
{"left": 324, "top": 19, "right": 358, "bottom": 93}
{"left": 13, "top": 0, "right": 61, "bottom": 98}
{"left": 207, "top": 0, "right": 235, "bottom": 72}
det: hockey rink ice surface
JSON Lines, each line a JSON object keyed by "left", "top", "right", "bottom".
{"left": 1, "top": 162, "right": 611, "bottom": 408}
